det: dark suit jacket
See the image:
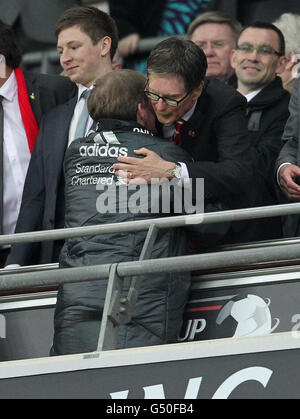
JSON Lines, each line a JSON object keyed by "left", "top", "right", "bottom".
{"left": 24, "top": 71, "right": 76, "bottom": 123}
{"left": 172, "top": 79, "right": 273, "bottom": 245}
{"left": 6, "top": 77, "right": 77, "bottom": 266}
{"left": 247, "top": 77, "right": 290, "bottom": 200}
{"left": 0, "top": 0, "right": 80, "bottom": 42}
{"left": 178, "top": 79, "right": 254, "bottom": 203}
{"left": 242, "top": 77, "right": 290, "bottom": 240}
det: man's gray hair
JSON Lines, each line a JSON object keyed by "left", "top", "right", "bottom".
{"left": 273, "top": 13, "right": 300, "bottom": 56}
{"left": 187, "top": 11, "right": 243, "bottom": 45}
{"left": 88, "top": 69, "right": 147, "bottom": 122}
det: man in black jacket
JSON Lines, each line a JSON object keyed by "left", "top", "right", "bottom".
{"left": 113, "top": 37, "right": 261, "bottom": 245}
{"left": 52, "top": 69, "right": 195, "bottom": 355}
{"left": 231, "top": 21, "right": 290, "bottom": 239}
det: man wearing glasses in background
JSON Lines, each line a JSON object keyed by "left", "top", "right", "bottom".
{"left": 231, "top": 22, "right": 290, "bottom": 239}
{"left": 113, "top": 37, "right": 269, "bottom": 246}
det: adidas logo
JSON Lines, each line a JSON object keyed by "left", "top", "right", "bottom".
{"left": 79, "top": 130, "right": 128, "bottom": 157}
{"left": 79, "top": 144, "right": 128, "bottom": 157}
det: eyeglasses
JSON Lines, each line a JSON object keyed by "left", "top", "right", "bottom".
{"left": 236, "top": 43, "right": 281, "bottom": 56}
{"left": 144, "top": 82, "right": 192, "bottom": 107}
{"left": 195, "top": 40, "right": 227, "bottom": 50}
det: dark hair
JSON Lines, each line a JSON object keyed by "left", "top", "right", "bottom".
{"left": 187, "top": 11, "right": 243, "bottom": 45}
{"left": 240, "top": 21, "right": 285, "bottom": 56}
{"left": 88, "top": 69, "right": 147, "bottom": 121}
{"left": 0, "top": 20, "right": 22, "bottom": 68}
{"left": 147, "top": 37, "right": 207, "bottom": 92}
{"left": 55, "top": 6, "right": 119, "bottom": 59}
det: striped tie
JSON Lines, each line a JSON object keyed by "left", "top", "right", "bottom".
{"left": 74, "top": 89, "right": 91, "bottom": 139}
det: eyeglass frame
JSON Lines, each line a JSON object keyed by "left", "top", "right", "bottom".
{"left": 144, "top": 80, "right": 192, "bottom": 107}
{"left": 236, "top": 43, "right": 282, "bottom": 57}
{"left": 194, "top": 40, "right": 229, "bottom": 51}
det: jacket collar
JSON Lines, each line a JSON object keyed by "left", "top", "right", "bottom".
{"left": 182, "top": 79, "right": 209, "bottom": 129}
{"left": 94, "top": 118, "right": 146, "bottom": 132}
{"left": 246, "top": 76, "right": 288, "bottom": 108}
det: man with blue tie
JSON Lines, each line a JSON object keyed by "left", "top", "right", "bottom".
{"left": 6, "top": 6, "right": 118, "bottom": 267}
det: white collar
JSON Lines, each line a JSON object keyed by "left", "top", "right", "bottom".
{"left": 242, "top": 89, "right": 262, "bottom": 102}
{"left": 163, "top": 100, "right": 198, "bottom": 131}
{"left": 77, "top": 83, "right": 94, "bottom": 101}
{"left": 0, "top": 70, "right": 17, "bottom": 102}
{"left": 181, "top": 100, "right": 197, "bottom": 122}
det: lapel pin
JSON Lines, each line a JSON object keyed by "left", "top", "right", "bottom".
{"left": 188, "top": 130, "right": 196, "bottom": 137}
{"left": 30, "top": 93, "right": 35, "bottom": 100}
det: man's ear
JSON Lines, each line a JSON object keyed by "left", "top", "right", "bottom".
{"left": 191, "top": 80, "right": 205, "bottom": 102}
{"left": 99, "top": 36, "right": 112, "bottom": 57}
{"left": 137, "top": 103, "right": 147, "bottom": 126}
{"left": 276, "top": 55, "right": 288, "bottom": 75}
{"left": 137, "top": 103, "right": 157, "bottom": 133}
{"left": 230, "top": 49, "right": 237, "bottom": 70}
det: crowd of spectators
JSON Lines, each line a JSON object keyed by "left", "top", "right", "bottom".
{"left": 1, "top": 1, "right": 300, "bottom": 355}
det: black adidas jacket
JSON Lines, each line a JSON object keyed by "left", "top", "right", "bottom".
{"left": 53, "top": 119, "right": 195, "bottom": 355}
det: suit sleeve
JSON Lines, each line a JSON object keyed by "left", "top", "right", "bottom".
{"left": 185, "top": 93, "right": 254, "bottom": 202}
{"left": 275, "top": 79, "right": 300, "bottom": 170}
{"left": 249, "top": 104, "right": 290, "bottom": 190}
{"left": 6, "top": 118, "right": 47, "bottom": 266}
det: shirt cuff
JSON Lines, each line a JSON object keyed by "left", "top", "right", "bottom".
{"left": 277, "top": 162, "right": 292, "bottom": 185}
{"left": 177, "top": 162, "right": 189, "bottom": 180}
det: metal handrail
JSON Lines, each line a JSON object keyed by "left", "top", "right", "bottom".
{"left": 2, "top": 202, "right": 300, "bottom": 351}
{"left": 1, "top": 201, "right": 300, "bottom": 246}
{"left": 1, "top": 241, "right": 300, "bottom": 293}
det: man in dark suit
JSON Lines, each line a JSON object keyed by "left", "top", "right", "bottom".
{"left": 230, "top": 21, "right": 290, "bottom": 240}
{"left": 0, "top": 19, "right": 76, "bottom": 268}
{"left": 275, "top": 77, "right": 300, "bottom": 238}
{"left": 113, "top": 37, "right": 258, "bottom": 246}
{"left": 0, "top": 0, "right": 81, "bottom": 53}
{"left": 6, "top": 6, "right": 118, "bottom": 267}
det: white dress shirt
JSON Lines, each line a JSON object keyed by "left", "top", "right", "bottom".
{"left": 5, "top": 82, "right": 94, "bottom": 267}
{"left": 1, "top": 70, "right": 31, "bottom": 239}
